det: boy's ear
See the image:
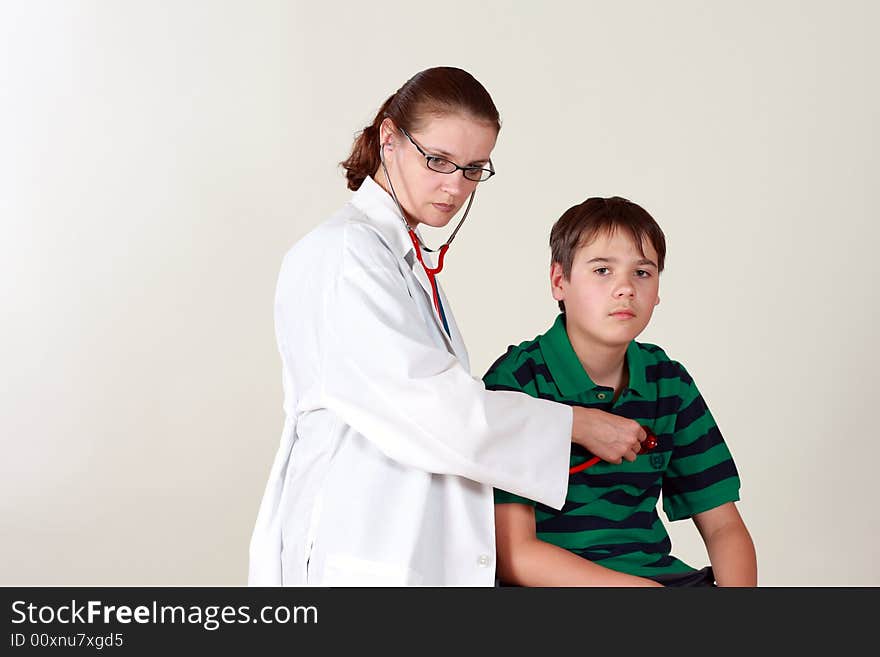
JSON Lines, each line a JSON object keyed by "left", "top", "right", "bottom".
{"left": 654, "top": 295, "right": 660, "bottom": 306}
{"left": 550, "top": 262, "right": 566, "bottom": 302}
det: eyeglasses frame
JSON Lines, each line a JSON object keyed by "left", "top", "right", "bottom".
{"left": 399, "top": 127, "right": 495, "bottom": 183}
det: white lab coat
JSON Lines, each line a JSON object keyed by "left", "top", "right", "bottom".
{"left": 248, "top": 176, "right": 573, "bottom": 586}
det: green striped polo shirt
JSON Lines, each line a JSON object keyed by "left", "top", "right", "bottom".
{"left": 484, "top": 313, "right": 741, "bottom": 578}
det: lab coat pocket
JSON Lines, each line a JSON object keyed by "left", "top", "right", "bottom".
{"left": 322, "top": 554, "right": 423, "bottom": 587}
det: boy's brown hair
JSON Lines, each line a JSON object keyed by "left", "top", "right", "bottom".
{"left": 550, "top": 197, "right": 666, "bottom": 312}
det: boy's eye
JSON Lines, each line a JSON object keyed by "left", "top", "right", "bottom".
{"left": 635, "top": 270, "right": 651, "bottom": 278}
{"left": 594, "top": 267, "right": 610, "bottom": 275}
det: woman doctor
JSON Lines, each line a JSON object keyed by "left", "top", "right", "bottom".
{"left": 248, "top": 66, "right": 647, "bottom": 586}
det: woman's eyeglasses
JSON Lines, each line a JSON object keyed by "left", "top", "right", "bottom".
{"left": 401, "top": 128, "right": 495, "bottom": 182}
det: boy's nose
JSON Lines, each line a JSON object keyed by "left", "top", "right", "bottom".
{"left": 614, "top": 284, "right": 635, "bottom": 298}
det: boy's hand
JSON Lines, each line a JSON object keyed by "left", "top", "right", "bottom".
{"left": 571, "top": 407, "right": 647, "bottom": 464}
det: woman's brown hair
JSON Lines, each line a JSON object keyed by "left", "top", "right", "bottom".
{"left": 340, "top": 67, "right": 501, "bottom": 191}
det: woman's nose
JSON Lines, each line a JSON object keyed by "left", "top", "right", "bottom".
{"left": 440, "top": 173, "right": 465, "bottom": 196}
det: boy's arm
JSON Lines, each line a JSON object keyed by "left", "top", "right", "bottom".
{"left": 692, "top": 502, "right": 757, "bottom": 586}
{"left": 495, "top": 503, "right": 663, "bottom": 587}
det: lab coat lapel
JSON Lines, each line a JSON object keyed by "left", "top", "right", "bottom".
{"left": 350, "top": 177, "right": 463, "bottom": 359}
{"left": 435, "top": 279, "right": 470, "bottom": 370}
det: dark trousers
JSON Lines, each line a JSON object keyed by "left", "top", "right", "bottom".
{"left": 647, "top": 566, "right": 716, "bottom": 587}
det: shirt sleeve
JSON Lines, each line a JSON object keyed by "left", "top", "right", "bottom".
{"left": 314, "top": 225, "right": 573, "bottom": 510}
{"left": 661, "top": 361, "right": 742, "bottom": 521}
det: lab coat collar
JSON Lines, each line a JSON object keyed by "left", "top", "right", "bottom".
{"left": 349, "top": 176, "right": 453, "bottom": 349}
{"left": 350, "top": 176, "right": 416, "bottom": 261}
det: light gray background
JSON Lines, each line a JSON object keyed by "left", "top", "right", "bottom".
{"left": 2, "top": 1, "right": 877, "bottom": 585}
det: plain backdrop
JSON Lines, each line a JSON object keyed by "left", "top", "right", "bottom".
{"left": 2, "top": 0, "right": 877, "bottom": 586}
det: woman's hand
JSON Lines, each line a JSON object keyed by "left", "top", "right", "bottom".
{"left": 571, "top": 407, "right": 646, "bottom": 464}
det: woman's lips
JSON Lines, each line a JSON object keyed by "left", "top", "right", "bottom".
{"left": 432, "top": 203, "right": 454, "bottom": 213}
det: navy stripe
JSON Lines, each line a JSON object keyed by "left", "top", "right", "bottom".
{"left": 568, "top": 400, "right": 629, "bottom": 411}
{"left": 537, "top": 483, "right": 661, "bottom": 516}
{"left": 482, "top": 345, "right": 516, "bottom": 379}
{"left": 600, "top": 484, "right": 662, "bottom": 507}
{"left": 664, "top": 459, "right": 739, "bottom": 496}
{"left": 549, "top": 487, "right": 658, "bottom": 515}
{"left": 484, "top": 384, "right": 523, "bottom": 393}
{"left": 673, "top": 425, "right": 725, "bottom": 459}
{"left": 645, "top": 361, "right": 692, "bottom": 385}
{"left": 513, "top": 360, "right": 555, "bottom": 387}
{"left": 652, "top": 433, "right": 674, "bottom": 452}
{"left": 539, "top": 510, "right": 659, "bottom": 533}
{"left": 674, "top": 394, "right": 708, "bottom": 432}
{"left": 571, "top": 470, "right": 663, "bottom": 490}
{"left": 615, "top": 396, "right": 682, "bottom": 419}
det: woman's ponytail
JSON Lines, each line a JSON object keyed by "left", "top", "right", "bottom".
{"left": 340, "top": 94, "right": 395, "bottom": 191}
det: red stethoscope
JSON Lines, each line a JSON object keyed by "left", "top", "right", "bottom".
{"left": 381, "top": 142, "right": 478, "bottom": 332}
{"left": 569, "top": 428, "right": 659, "bottom": 474}
{"left": 407, "top": 229, "right": 452, "bottom": 333}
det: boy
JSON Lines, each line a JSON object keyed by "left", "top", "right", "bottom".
{"left": 484, "top": 197, "right": 757, "bottom": 586}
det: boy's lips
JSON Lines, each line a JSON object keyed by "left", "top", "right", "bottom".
{"left": 609, "top": 309, "right": 636, "bottom": 319}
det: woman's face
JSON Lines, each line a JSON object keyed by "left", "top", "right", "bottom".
{"left": 377, "top": 113, "right": 498, "bottom": 229}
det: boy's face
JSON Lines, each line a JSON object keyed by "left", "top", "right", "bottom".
{"left": 551, "top": 229, "right": 660, "bottom": 350}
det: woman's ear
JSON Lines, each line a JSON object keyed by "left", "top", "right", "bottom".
{"left": 379, "top": 117, "right": 398, "bottom": 153}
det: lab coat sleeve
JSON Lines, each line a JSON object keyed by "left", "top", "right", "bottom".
{"left": 317, "top": 226, "right": 572, "bottom": 509}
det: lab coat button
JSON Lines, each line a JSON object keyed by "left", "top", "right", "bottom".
{"left": 477, "top": 554, "right": 490, "bottom": 567}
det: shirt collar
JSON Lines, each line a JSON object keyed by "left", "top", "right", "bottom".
{"left": 349, "top": 175, "right": 418, "bottom": 262}
{"left": 539, "top": 313, "right": 649, "bottom": 398}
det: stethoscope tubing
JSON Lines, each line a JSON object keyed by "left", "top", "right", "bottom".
{"left": 380, "top": 141, "right": 476, "bottom": 331}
